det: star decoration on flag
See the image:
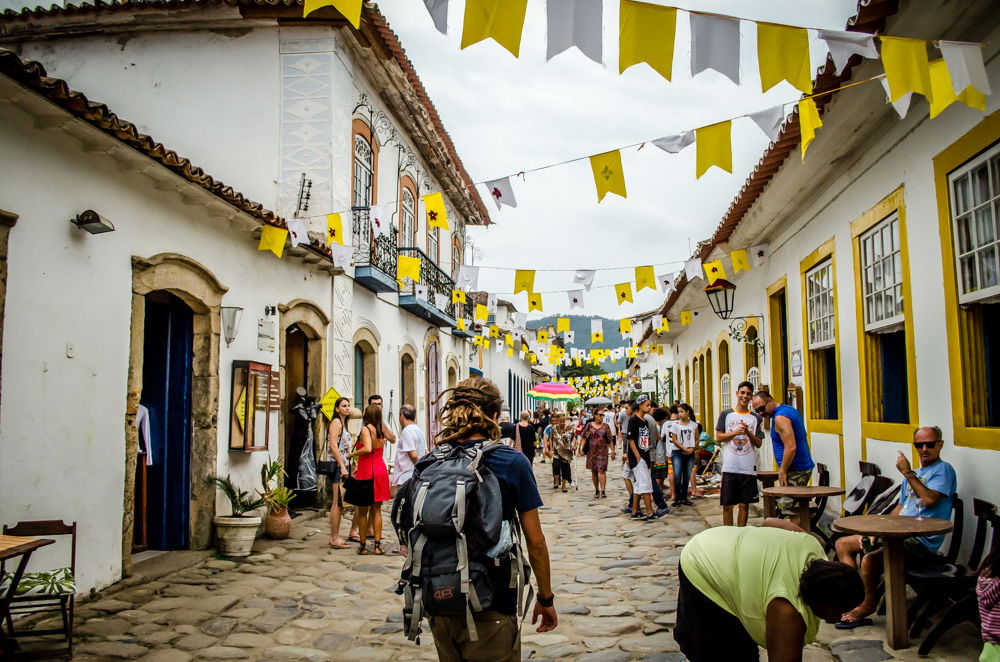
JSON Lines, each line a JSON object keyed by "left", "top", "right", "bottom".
{"left": 374, "top": 219, "right": 382, "bottom": 230}
{"left": 428, "top": 211, "right": 438, "bottom": 221}
{"left": 711, "top": 266, "right": 719, "bottom": 273}
{"left": 492, "top": 188, "right": 502, "bottom": 200}
{"left": 757, "top": 250, "right": 765, "bottom": 258}
{"left": 620, "top": 291, "right": 627, "bottom": 299}
{"left": 572, "top": 297, "right": 579, "bottom": 304}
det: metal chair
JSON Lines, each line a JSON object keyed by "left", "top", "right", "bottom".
{"left": 825, "top": 475, "right": 895, "bottom": 552}
{"left": 1, "top": 521, "right": 77, "bottom": 659}
{"left": 858, "top": 460, "right": 882, "bottom": 477}
{"left": 809, "top": 463, "right": 832, "bottom": 546}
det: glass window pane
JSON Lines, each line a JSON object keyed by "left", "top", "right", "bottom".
{"left": 957, "top": 214, "right": 973, "bottom": 254}
{"left": 895, "top": 285, "right": 904, "bottom": 316}
{"left": 980, "top": 247, "right": 999, "bottom": 289}
{"left": 973, "top": 164, "right": 990, "bottom": 206}
{"left": 961, "top": 255, "right": 978, "bottom": 293}
{"left": 892, "top": 219, "right": 900, "bottom": 252}
{"left": 955, "top": 174, "right": 971, "bottom": 214}
{"left": 893, "top": 253, "right": 902, "bottom": 285}
{"left": 977, "top": 207, "right": 997, "bottom": 247}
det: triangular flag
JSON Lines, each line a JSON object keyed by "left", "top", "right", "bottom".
{"left": 258, "top": 225, "right": 288, "bottom": 258}
{"left": 592, "top": 332, "right": 604, "bottom": 344}
{"left": 659, "top": 273, "right": 676, "bottom": 292}
{"left": 928, "top": 58, "right": 986, "bottom": 119}
{"left": 325, "top": 213, "right": 344, "bottom": 245}
{"left": 747, "top": 105, "right": 786, "bottom": 142}
{"left": 505, "top": 333, "right": 514, "bottom": 347}
{"left": 573, "top": 270, "right": 596, "bottom": 291}
{"left": 703, "top": 260, "right": 726, "bottom": 284}
{"left": 452, "top": 290, "right": 467, "bottom": 304}
{"left": 730, "top": 249, "right": 751, "bottom": 274}
{"left": 456, "top": 317, "right": 467, "bottom": 331}
{"left": 817, "top": 29, "right": 878, "bottom": 73}
{"left": 590, "top": 319, "right": 603, "bottom": 338}
{"left": 685, "top": 259, "right": 702, "bottom": 281}
{"left": 564, "top": 330, "right": 575, "bottom": 343}
{"left": 537, "top": 329, "right": 549, "bottom": 343}
{"left": 798, "top": 98, "right": 824, "bottom": 160}
{"left": 461, "top": 0, "right": 528, "bottom": 58}
{"left": 568, "top": 290, "right": 584, "bottom": 309}
{"left": 690, "top": 12, "right": 740, "bottom": 84}
{"left": 696, "top": 120, "right": 732, "bottom": 178}
{"left": 880, "top": 77, "right": 913, "bottom": 119}
{"left": 415, "top": 284, "right": 429, "bottom": 300}
{"left": 546, "top": 0, "right": 603, "bottom": 64}
{"left": 680, "top": 310, "right": 693, "bottom": 326}
{"left": 619, "top": 0, "right": 676, "bottom": 82}
{"left": 557, "top": 317, "right": 571, "bottom": 333}
{"left": 627, "top": 348, "right": 637, "bottom": 359}
{"left": 490, "top": 325, "right": 500, "bottom": 339}
{"left": 303, "top": 0, "right": 361, "bottom": 28}
{"left": 423, "top": 0, "right": 449, "bottom": 35}
{"left": 652, "top": 131, "right": 695, "bottom": 154}
{"left": 507, "top": 347, "right": 514, "bottom": 358}
{"left": 484, "top": 177, "right": 518, "bottom": 210}
{"left": 423, "top": 192, "right": 449, "bottom": 231}
{"left": 397, "top": 254, "right": 421, "bottom": 283}
{"left": 635, "top": 265, "right": 656, "bottom": 291}
{"left": 514, "top": 313, "right": 527, "bottom": 330}
{"left": 749, "top": 244, "right": 769, "bottom": 268}
{"left": 434, "top": 293, "right": 448, "bottom": 310}
{"left": 457, "top": 265, "right": 479, "bottom": 291}
{"left": 287, "top": 217, "right": 308, "bottom": 247}
{"left": 514, "top": 269, "right": 535, "bottom": 294}
{"left": 757, "top": 23, "right": 812, "bottom": 94}
{"left": 619, "top": 318, "right": 633, "bottom": 334}
{"left": 938, "top": 41, "right": 991, "bottom": 96}
{"left": 330, "top": 242, "right": 353, "bottom": 269}
{"left": 475, "top": 304, "right": 489, "bottom": 323}
{"left": 487, "top": 293, "right": 498, "bottom": 313}
{"left": 615, "top": 282, "right": 634, "bottom": 304}
{"left": 370, "top": 203, "right": 393, "bottom": 238}
{"left": 880, "top": 36, "right": 932, "bottom": 103}
{"left": 655, "top": 315, "right": 669, "bottom": 332}
{"left": 528, "top": 293, "right": 543, "bottom": 312}
{"left": 589, "top": 150, "right": 628, "bottom": 202}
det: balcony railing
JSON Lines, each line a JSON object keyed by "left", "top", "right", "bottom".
{"left": 352, "top": 208, "right": 398, "bottom": 293}
{"left": 398, "top": 246, "right": 457, "bottom": 327}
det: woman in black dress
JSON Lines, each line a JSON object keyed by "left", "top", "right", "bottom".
{"left": 516, "top": 410, "right": 537, "bottom": 464}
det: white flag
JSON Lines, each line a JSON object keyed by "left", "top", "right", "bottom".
{"left": 939, "top": 41, "right": 992, "bottom": 96}
{"left": 690, "top": 13, "right": 740, "bottom": 84}
{"left": 880, "top": 78, "right": 912, "bottom": 119}
{"left": 684, "top": 259, "right": 702, "bottom": 281}
{"left": 652, "top": 131, "right": 695, "bottom": 154}
{"left": 749, "top": 244, "right": 770, "bottom": 268}
{"left": 658, "top": 272, "right": 677, "bottom": 292}
{"left": 330, "top": 243, "right": 353, "bottom": 269}
{"left": 654, "top": 315, "right": 664, "bottom": 331}
{"left": 487, "top": 293, "right": 498, "bottom": 313}
{"left": 287, "top": 217, "right": 308, "bottom": 247}
{"left": 568, "top": 290, "right": 585, "bottom": 309}
{"left": 591, "top": 319, "right": 603, "bottom": 335}
{"left": 546, "top": 0, "right": 603, "bottom": 64}
{"left": 514, "top": 312, "right": 527, "bottom": 330}
{"left": 369, "top": 203, "right": 393, "bottom": 239}
{"left": 748, "top": 105, "right": 786, "bottom": 142}
{"left": 434, "top": 293, "right": 448, "bottom": 310}
{"left": 415, "top": 284, "right": 429, "bottom": 299}
{"left": 817, "top": 29, "right": 878, "bottom": 73}
{"left": 519, "top": 351, "right": 525, "bottom": 360}
{"left": 484, "top": 177, "right": 518, "bottom": 210}
{"left": 422, "top": 0, "right": 448, "bottom": 35}
{"left": 564, "top": 330, "right": 575, "bottom": 343}
{"left": 573, "top": 269, "right": 596, "bottom": 290}
{"left": 457, "top": 265, "right": 479, "bottom": 291}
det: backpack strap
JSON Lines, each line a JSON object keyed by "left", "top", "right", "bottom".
{"left": 452, "top": 480, "right": 467, "bottom": 533}
{"left": 509, "top": 517, "right": 534, "bottom": 627}
{"left": 403, "top": 533, "right": 428, "bottom": 642}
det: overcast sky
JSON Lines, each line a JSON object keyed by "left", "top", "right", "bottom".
{"left": 378, "top": 0, "right": 859, "bottom": 319}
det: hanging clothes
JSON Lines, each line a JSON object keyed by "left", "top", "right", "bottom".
{"left": 136, "top": 404, "right": 153, "bottom": 466}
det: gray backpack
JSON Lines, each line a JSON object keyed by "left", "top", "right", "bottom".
{"left": 391, "top": 441, "right": 532, "bottom": 643}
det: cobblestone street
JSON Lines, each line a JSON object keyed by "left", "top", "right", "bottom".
{"left": 56, "top": 461, "right": 979, "bottom": 662}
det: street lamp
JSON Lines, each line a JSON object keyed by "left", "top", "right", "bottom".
{"left": 705, "top": 279, "right": 737, "bottom": 320}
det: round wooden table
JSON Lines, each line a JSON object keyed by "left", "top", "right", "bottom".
{"left": 762, "top": 485, "right": 845, "bottom": 532}
{"left": 756, "top": 471, "right": 780, "bottom": 516}
{"left": 832, "top": 515, "right": 954, "bottom": 650}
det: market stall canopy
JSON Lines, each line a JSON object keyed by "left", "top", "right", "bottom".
{"left": 585, "top": 396, "right": 613, "bottom": 405}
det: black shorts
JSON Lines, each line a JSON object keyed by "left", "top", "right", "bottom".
{"left": 720, "top": 473, "right": 759, "bottom": 506}
{"left": 675, "top": 563, "right": 759, "bottom": 662}
{"left": 551, "top": 457, "right": 572, "bottom": 480}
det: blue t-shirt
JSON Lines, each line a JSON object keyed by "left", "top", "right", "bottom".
{"left": 899, "top": 459, "right": 957, "bottom": 551}
{"left": 769, "top": 404, "right": 814, "bottom": 471}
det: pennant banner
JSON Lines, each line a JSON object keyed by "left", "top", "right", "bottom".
{"left": 619, "top": 0, "right": 676, "bottom": 82}
{"left": 547, "top": 0, "right": 603, "bottom": 64}
{"left": 590, "top": 150, "right": 628, "bottom": 202}
{"left": 258, "top": 225, "right": 288, "bottom": 258}
{"left": 461, "top": 0, "right": 529, "bottom": 57}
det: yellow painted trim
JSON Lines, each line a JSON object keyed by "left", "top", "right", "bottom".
{"left": 799, "top": 237, "right": 843, "bottom": 434}
{"left": 933, "top": 110, "right": 1000, "bottom": 450}
{"left": 766, "top": 275, "right": 788, "bottom": 298}
{"left": 766, "top": 275, "right": 788, "bottom": 398}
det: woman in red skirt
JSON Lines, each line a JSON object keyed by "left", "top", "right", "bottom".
{"left": 346, "top": 404, "right": 391, "bottom": 555}
{"left": 581, "top": 408, "right": 615, "bottom": 499}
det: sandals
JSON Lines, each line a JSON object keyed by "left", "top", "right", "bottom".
{"left": 372, "top": 541, "right": 385, "bottom": 555}
{"left": 357, "top": 543, "right": 369, "bottom": 555}
{"left": 600, "top": 491, "right": 607, "bottom": 499}
{"left": 347, "top": 534, "right": 362, "bottom": 543}
{"left": 328, "top": 541, "right": 351, "bottom": 549}
{"left": 594, "top": 491, "right": 601, "bottom": 499}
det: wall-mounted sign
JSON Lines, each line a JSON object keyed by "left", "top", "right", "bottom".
{"left": 258, "top": 318, "right": 275, "bottom": 352}
{"left": 790, "top": 349, "right": 803, "bottom": 378}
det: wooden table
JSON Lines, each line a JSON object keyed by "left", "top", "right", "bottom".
{"left": 762, "top": 485, "right": 845, "bottom": 531}
{"left": 832, "top": 515, "right": 953, "bottom": 650}
{"left": 0, "top": 535, "right": 54, "bottom": 659}
{"left": 756, "top": 471, "right": 780, "bottom": 517}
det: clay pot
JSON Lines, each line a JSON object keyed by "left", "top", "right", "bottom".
{"left": 213, "top": 515, "right": 261, "bottom": 557}
{"left": 264, "top": 507, "right": 292, "bottom": 540}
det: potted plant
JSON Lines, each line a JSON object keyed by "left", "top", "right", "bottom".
{"left": 260, "top": 459, "right": 296, "bottom": 540}
{"left": 207, "top": 474, "right": 266, "bottom": 557}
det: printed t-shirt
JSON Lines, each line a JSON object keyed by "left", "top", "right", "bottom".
{"left": 626, "top": 415, "right": 651, "bottom": 468}
{"left": 672, "top": 420, "right": 699, "bottom": 455}
{"left": 392, "top": 424, "right": 427, "bottom": 486}
{"left": 715, "top": 409, "right": 763, "bottom": 476}
{"left": 680, "top": 526, "right": 824, "bottom": 647}
{"left": 899, "top": 459, "right": 957, "bottom": 551}
{"left": 769, "top": 404, "right": 814, "bottom": 471}
{"left": 603, "top": 411, "right": 616, "bottom": 431}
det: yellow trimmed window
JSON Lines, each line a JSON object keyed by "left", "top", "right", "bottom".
{"left": 719, "top": 340, "right": 732, "bottom": 411}
{"left": 744, "top": 325, "right": 760, "bottom": 389}
{"left": 802, "top": 248, "right": 840, "bottom": 422}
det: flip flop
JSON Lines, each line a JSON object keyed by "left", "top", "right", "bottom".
{"left": 347, "top": 535, "right": 362, "bottom": 543}
{"left": 835, "top": 618, "right": 873, "bottom": 630}
{"left": 328, "top": 541, "right": 351, "bottom": 549}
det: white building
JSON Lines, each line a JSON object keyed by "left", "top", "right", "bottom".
{"left": 0, "top": 0, "right": 532, "bottom": 592}
{"left": 644, "top": 0, "right": 1000, "bottom": 542}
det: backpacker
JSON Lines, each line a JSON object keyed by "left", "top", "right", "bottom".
{"left": 391, "top": 440, "right": 532, "bottom": 643}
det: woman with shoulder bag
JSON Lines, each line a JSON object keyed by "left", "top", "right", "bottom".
{"left": 325, "top": 397, "right": 353, "bottom": 549}
{"left": 582, "top": 407, "right": 615, "bottom": 499}
{"left": 345, "top": 404, "right": 391, "bottom": 555}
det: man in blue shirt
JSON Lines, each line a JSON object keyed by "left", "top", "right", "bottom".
{"left": 751, "top": 390, "right": 815, "bottom": 515}
{"left": 834, "top": 426, "right": 957, "bottom": 628}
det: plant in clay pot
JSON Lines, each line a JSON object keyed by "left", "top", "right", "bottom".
{"left": 260, "top": 459, "right": 296, "bottom": 540}
{"left": 207, "top": 474, "right": 266, "bottom": 557}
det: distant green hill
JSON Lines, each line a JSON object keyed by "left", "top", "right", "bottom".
{"left": 527, "top": 314, "right": 630, "bottom": 374}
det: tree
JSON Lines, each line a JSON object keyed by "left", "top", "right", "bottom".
{"left": 560, "top": 363, "right": 605, "bottom": 379}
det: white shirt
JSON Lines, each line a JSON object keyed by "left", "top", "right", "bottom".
{"left": 602, "top": 411, "right": 616, "bottom": 430}
{"left": 671, "top": 420, "right": 699, "bottom": 453}
{"left": 716, "top": 409, "right": 763, "bottom": 476}
{"left": 392, "top": 423, "right": 427, "bottom": 486}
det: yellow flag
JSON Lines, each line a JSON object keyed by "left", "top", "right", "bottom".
{"left": 423, "top": 192, "right": 449, "bottom": 231}
{"left": 589, "top": 150, "right": 628, "bottom": 202}
{"left": 522, "top": 342, "right": 529, "bottom": 353}
{"left": 258, "top": 224, "right": 288, "bottom": 258}
{"left": 574, "top": 358, "right": 582, "bottom": 367}
{"left": 680, "top": 310, "right": 693, "bottom": 326}
{"left": 456, "top": 318, "right": 467, "bottom": 331}
{"left": 928, "top": 58, "right": 986, "bottom": 119}
{"left": 635, "top": 265, "right": 656, "bottom": 291}
{"left": 326, "top": 213, "right": 344, "bottom": 245}
{"left": 303, "top": 0, "right": 361, "bottom": 28}
{"left": 489, "top": 325, "right": 500, "bottom": 338}
{"left": 757, "top": 23, "right": 811, "bottom": 94}
{"left": 514, "top": 269, "right": 535, "bottom": 294}
{"left": 703, "top": 260, "right": 726, "bottom": 283}
{"left": 505, "top": 333, "right": 513, "bottom": 347}
{"left": 474, "top": 335, "right": 483, "bottom": 347}
{"left": 507, "top": 347, "right": 514, "bottom": 357}
{"left": 484, "top": 339, "right": 492, "bottom": 350}
{"left": 615, "top": 282, "right": 634, "bottom": 304}
{"left": 475, "top": 304, "right": 489, "bottom": 322}
{"left": 730, "top": 249, "right": 751, "bottom": 274}
{"left": 397, "top": 254, "right": 421, "bottom": 283}
{"left": 658, "top": 317, "right": 670, "bottom": 332}
{"left": 592, "top": 331, "right": 604, "bottom": 344}
{"left": 557, "top": 317, "right": 570, "bottom": 333}
{"left": 656, "top": 345, "right": 663, "bottom": 355}
{"left": 530, "top": 352, "right": 537, "bottom": 363}
{"left": 537, "top": 330, "right": 549, "bottom": 343}
{"left": 619, "top": 318, "right": 633, "bottom": 334}
{"left": 798, "top": 98, "right": 823, "bottom": 161}
{"left": 619, "top": 1, "right": 676, "bottom": 82}
{"left": 880, "top": 36, "right": 932, "bottom": 103}
{"left": 461, "top": 0, "right": 528, "bottom": 57}
{"left": 528, "top": 293, "right": 543, "bottom": 312}
{"left": 696, "top": 121, "right": 732, "bottom": 178}
{"left": 452, "top": 289, "right": 467, "bottom": 304}
{"left": 627, "top": 348, "right": 637, "bottom": 359}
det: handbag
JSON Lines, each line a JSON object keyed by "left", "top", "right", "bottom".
{"left": 513, "top": 423, "right": 522, "bottom": 452}
{"left": 316, "top": 421, "right": 342, "bottom": 476}
{"left": 582, "top": 427, "right": 590, "bottom": 456}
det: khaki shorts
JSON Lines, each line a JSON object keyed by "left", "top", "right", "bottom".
{"left": 429, "top": 610, "right": 520, "bottom": 662}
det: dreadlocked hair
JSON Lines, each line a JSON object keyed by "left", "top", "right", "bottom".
{"left": 434, "top": 376, "right": 503, "bottom": 446}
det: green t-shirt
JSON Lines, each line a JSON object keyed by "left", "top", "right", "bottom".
{"left": 680, "top": 527, "right": 824, "bottom": 647}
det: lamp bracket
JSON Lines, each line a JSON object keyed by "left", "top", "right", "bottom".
{"left": 727, "top": 315, "right": 766, "bottom": 361}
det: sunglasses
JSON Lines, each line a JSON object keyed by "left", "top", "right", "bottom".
{"left": 913, "top": 441, "right": 942, "bottom": 450}
{"left": 754, "top": 406, "right": 768, "bottom": 416}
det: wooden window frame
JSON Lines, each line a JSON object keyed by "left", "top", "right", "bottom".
{"left": 949, "top": 141, "right": 1000, "bottom": 304}
{"left": 351, "top": 118, "right": 379, "bottom": 207}
{"left": 399, "top": 175, "right": 418, "bottom": 248}
{"left": 800, "top": 238, "right": 842, "bottom": 434}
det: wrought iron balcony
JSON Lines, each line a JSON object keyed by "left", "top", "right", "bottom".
{"left": 352, "top": 208, "right": 398, "bottom": 294}
{"left": 398, "top": 246, "right": 457, "bottom": 328}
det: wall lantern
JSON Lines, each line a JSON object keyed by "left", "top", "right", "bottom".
{"left": 705, "top": 279, "right": 737, "bottom": 320}
{"left": 221, "top": 306, "right": 244, "bottom": 347}
{"left": 71, "top": 210, "right": 115, "bottom": 234}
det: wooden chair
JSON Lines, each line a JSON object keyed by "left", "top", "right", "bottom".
{"left": 809, "top": 463, "right": 832, "bottom": 546}
{"left": 1, "top": 521, "right": 76, "bottom": 659}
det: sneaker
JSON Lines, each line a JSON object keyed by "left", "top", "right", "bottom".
{"left": 682, "top": 499, "right": 695, "bottom": 507}
{"left": 654, "top": 506, "right": 670, "bottom": 517}
{"left": 646, "top": 510, "right": 667, "bottom": 520}
{"left": 670, "top": 501, "right": 682, "bottom": 508}
{"left": 630, "top": 512, "right": 645, "bottom": 520}
{"left": 619, "top": 505, "right": 632, "bottom": 513}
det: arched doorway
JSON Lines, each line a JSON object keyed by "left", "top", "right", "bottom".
{"left": 400, "top": 347, "right": 416, "bottom": 407}
{"left": 425, "top": 341, "right": 441, "bottom": 443}
{"left": 353, "top": 327, "right": 379, "bottom": 409}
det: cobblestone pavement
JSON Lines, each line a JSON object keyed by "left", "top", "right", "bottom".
{"left": 51, "top": 460, "right": 979, "bottom": 661}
